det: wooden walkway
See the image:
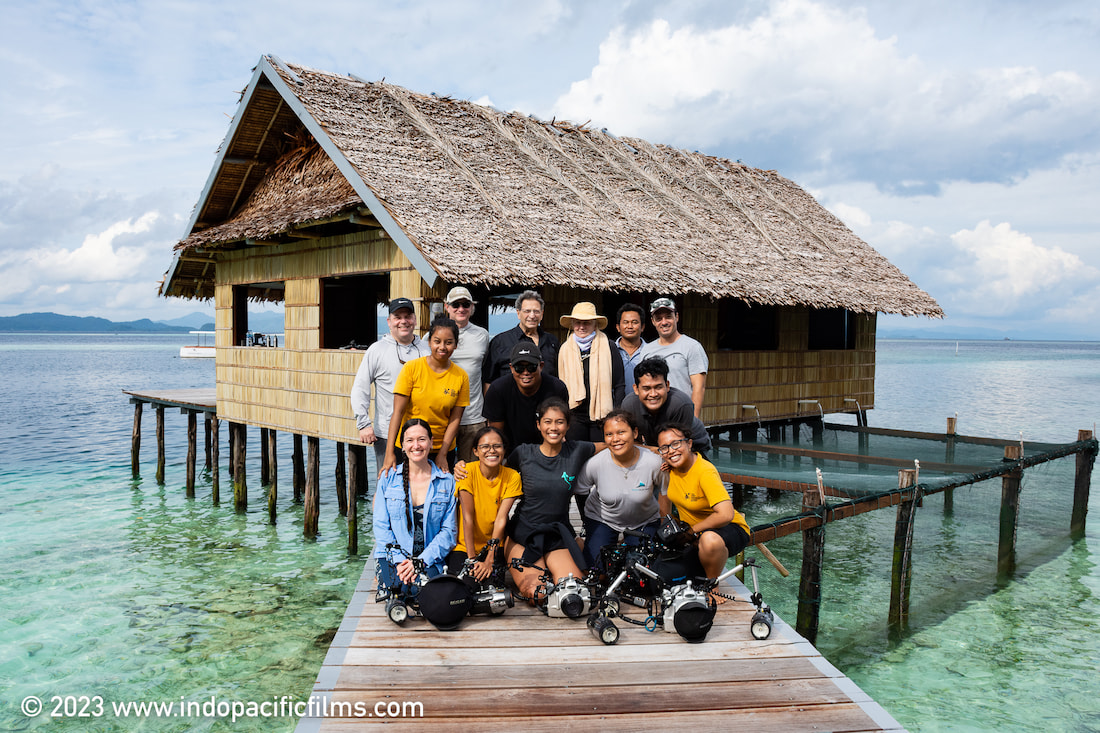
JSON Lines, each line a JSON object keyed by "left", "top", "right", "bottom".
{"left": 296, "top": 560, "right": 904, "bottom": 732}
{"left": 123, "top": 387, "right": 216, "bottom": 411}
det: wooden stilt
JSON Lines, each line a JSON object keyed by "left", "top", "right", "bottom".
{"left": 997, "top": 444, "right": 1023, "bottom": 579}
{"left": 305, "top": 437, "right": 320, "bottom": 538}
{"left": 293, "top": 434, "right": 305, "bottom": 503}
{"left": 185, "top": 410, "right": 197, "bottom": 498}
{"left": 228, "top": 423, "right": 236, "bottom": 480}
{"left": 260, "top": 427, "right": 270, "bottom": 485}
{"left": 267, "top": 428, "right": 278, "bottom": 524}
{"left": 795, "top": 471, "right": 826, "bottom": 645}
{"left": 336, "top": 442, "right": 348, "bottom": 517}
{"left": 811, "top": 418, "right": 824, "bottom": 448}
{"left": 347, "top": 445, "right": 361, "bottom": 555}
{"left": 889, "top": 469, "right": 919, "bottom": 635}
{"left": 155, "top": 406, "right": 166, "bottom": 485}
{"left": 348, "top": 444, "right": 368, "bottom": 499}
{"left": 211, "top": 416, "right": 220, "bottom": 505}
{"left": 943, "top": 416, "right": 957, "bottom": 515}
{"left": 1071, "top": 429, "right": 1096, "bottom": 538}
{"left": 766, "top": 423, "right": 782, "bottom": 500}
{"left": 233, "top": 423, "right": 247, "bottom": 511}
{"left": 130, "top": 401, "right": 143, "bottom": 478}
{"left": 203, "top": 413, "right": 212, "bottom": 471}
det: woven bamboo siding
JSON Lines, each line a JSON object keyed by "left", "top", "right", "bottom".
{"left": 214, "top": 285, "right": 234, "bottom": 349}
{"left": 215, "top": 348, "right": 363, "bottom": 442}
{"left": 217, "top": 229, "right": 397, "bottom": 284}
{"left": 284, "top": 278, "right": 319, "bottom": 351}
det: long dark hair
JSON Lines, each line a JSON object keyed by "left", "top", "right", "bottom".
{"left": 399, "top": 418, "right": 433, "bottom": 531}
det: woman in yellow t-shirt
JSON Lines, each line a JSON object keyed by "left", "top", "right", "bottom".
{"left": 382, "top": 318, "right": 470, "bottom": 477}
{"left": 446, "top": 426, "right": 523, "bottom": 580}
{"left": 656, "top": 423, "right": 751, "bottom": 579}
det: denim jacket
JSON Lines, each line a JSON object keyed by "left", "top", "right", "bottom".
{"left": 372, "top": 462, "right": 457, "bottom": 575}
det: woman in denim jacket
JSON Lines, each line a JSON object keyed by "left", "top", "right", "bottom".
{"left": 373, "top": 419, "right": 458, "bottom": 589}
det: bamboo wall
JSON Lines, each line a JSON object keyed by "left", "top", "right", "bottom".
{"left": 213, "top": 229, "right": 417, "bottom": 443}
{"left": 213, "top": 231, "right": 876, "bottom": 440}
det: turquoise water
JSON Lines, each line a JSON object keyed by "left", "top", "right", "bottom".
{"left": 1, "top": 335, "right": 1097, "bottom": 731}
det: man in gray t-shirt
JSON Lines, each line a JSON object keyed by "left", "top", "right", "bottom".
{"left": 646, "top": 297, "right": 708, "bottom": 418}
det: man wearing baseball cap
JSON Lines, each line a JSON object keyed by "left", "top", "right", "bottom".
{"left": 441, "top": 286, "right": 490, "bottom": 462}
{"left": 482, "top": 342, "right": 568, "bottom": 456}
{"left": 645, "top": 297, "right": 709, "bottom": 418}
{"left": 350, "top": 297, "right": 430, "bottom": 479}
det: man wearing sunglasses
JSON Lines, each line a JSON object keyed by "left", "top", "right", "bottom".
{"left": 442, "top": 286, "right": 490, "bottom": 463}
{"left": 482, "top": 342, "right": 568, "bottom": 457}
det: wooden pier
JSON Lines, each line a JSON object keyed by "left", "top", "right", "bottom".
{"left": 295, "top": 560, "right": 903, "bottom": 732}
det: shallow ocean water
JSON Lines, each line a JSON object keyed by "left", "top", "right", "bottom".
{"left": 0, "top": 334, "right": 1098, "bottom": 731}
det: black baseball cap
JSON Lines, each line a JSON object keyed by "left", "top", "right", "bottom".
{"left": 509, "top": 342, "right": 541, "bottom": 366}
{"left": 388, "top": 297, "right": 415, "bottom": 314}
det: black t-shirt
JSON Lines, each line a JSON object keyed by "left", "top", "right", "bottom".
{"left": 507, "top": 441, "right": 597, "bottom": 533}
{"left": 482, "top": 373, "right": 570, "bottom": 454}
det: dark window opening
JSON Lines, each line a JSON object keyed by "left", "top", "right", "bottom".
{"left": 808, "top": 308, "right": 856, "bottom": 350}
{"left": 233, "top": 282, "right": 286, "bottom": 347}
{"left": 717, "top": 299, "right": 778, "bottom": 350}
{"left": 321, "top": 273, "right": 388, "bottom": 349}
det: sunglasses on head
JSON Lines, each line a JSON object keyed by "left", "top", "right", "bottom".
{"left": 511, "top": 362, "right": 538, "bottom": 374}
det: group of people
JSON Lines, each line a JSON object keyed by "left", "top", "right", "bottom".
{"left": 351, "top": 287, "right": 750, "bottom": 605}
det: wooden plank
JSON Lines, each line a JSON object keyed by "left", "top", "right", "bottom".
{"left": 825, "top": 421, "right": 1061, "bottom": 450}
{"left": 722, "top": 441, "right": 987, "bottom": 474}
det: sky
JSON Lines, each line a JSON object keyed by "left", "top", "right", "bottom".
{"left": 1, "top": 0, "right": 1097, "bottom": 338}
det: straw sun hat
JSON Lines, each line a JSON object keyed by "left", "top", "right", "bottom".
{"left": 559, "top": 302, "right": 608, "bottom": 329}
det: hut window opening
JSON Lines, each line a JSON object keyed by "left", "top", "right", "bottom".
{"left": 717, "top": 299, "right": 778, "bottom": 351}
{"left": 808, "top": 308, "right": 857, "bottom": 350}
{"left": 232, "top": 283, "right": 285, "bottom": 347}
{"left": 321, "top": 273, "right": 388, "bottom": 349}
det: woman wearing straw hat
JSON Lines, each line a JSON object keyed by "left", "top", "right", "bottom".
{"left": 557, "top": 302, "right": 625, "bottom": 442}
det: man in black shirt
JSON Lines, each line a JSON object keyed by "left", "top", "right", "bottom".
{"left": 481, "top": 290, "right": 561, "bottom": 387}
{"left": 621, "top": 356, "right": 711, "bottom": 454}
{"left": 483, "top": 342, "right": 569, "bottom": 455}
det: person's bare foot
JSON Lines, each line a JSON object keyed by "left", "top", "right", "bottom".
{"left": 708, "top": 591, "right": 730, "bottom": 605}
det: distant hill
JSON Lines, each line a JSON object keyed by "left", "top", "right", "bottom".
{"left": 0, "top": 312, "right": 193, "bottom": 333}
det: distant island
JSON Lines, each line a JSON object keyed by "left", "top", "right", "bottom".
{"left": 0, "top": 312, "right": 207, "bottom": 333}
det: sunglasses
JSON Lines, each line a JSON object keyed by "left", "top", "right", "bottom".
{"left": 511, "top": 362, "right": 539, "bottom": 374}
{"left": 450, "top": 301, "right": 472, "bottom": 309}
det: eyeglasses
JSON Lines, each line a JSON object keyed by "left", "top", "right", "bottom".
{"left": 477, "top": 443, "right": 504, "bottom": 452}
{"left": 511, "top": 362, "right": 538, "bottom": 374}
{"left": 450, "top": 301, "right": 472, "bottom": 309}
{"left": 657, "top": 438, "right": 689, "bottom": 455}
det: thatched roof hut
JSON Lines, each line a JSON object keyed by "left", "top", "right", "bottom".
{"left": 160, "top": 55, "right": 941, "bottom": 440}
{"left": 163, "top": 55, "right": 940, "bottom": 319}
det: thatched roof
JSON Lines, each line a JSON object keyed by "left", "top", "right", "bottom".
{"left": 163, "top": 55, "right": 941, "bottom": 317}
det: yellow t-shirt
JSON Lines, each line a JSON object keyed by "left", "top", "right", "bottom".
{"left": 394, "top": 357, "right": 470, "bottom": 451}
{"left": 454, "top": 462, "right": 523, "bottom": 556}
{"left": 667, "top": 456, "right": 750, "bottom": 535}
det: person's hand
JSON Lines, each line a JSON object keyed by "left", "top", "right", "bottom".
{"left": 378, "top": 453, "right": 395, "bottom": 479}
{"left": 435, "top": 450, "right": 450, "bottom": 474}
{"left": 396, "top": 559, "right": 418, "bottom": 584}
{"left": 359, "top": 426, "right": 376, "bottom": 444}
{"left": 453, "top": 461, "right": 469, "bottom": 480}
{"left": 472, "top": 558, "right": 492, "bottom": 582}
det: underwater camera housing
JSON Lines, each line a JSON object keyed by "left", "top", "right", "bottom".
{"left": 661, "top": 581, "right": 716, "bottom": 643}
{"left": 546, "top": 574, "right": 591, "bottom": 618}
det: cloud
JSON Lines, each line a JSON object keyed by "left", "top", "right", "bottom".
{"left": 31, "top": 212, "right": 157, "bottom": 282}
{"left": 552, "top": 0, "right": 1098, "bottom": 190}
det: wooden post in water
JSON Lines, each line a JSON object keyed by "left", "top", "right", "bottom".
{"left": 185, "top": 410, "right": 197, "bottom": 498}
{"left": 227, "top": 424, "right": 236, "bottom": 480}
{"left": 267, "top": 428, "right": 278, "bottom": 524}
{"left": 997, "top": 444, "right": 1024, "bottom": 579}
{"left": 348, "top": 444, "right": 366, "bottom": 500}
{"left": 347, "top": 446, "right": 359, "bottom": 555}
{"left": 1071, "top": 429, "right": 1096, "bottom": 538}
{"left": 204, "top": 414, "right": 212, "bottom": 472}
{"left": 260, "top": 428, "right": 270, "bottom": 486}
{"left": 943, "top": 416, "right": 957, "bottom": 515}
{"left": 155, "top": 406, "right": 166, "bottom": 485}
{"left": 293, "top": 434, "right": 305, "bottom": 503}
{"left": 130, "top": 401, "right": 143, "bottom": 478}
{"left": 889, "top": 469, "right": 919, "bottom": 635}
{"left": 795, "top": 470, "right": 827, "bottom": 645}
{"left": 232, "top": 423, "right": 247, "bottom": 511}
{"left": 211, "top": 416, "right": 220, "bottom": 504}
{"left": 305, "top": 437, "right": 320, "bottom": 538}
{"left": 336, "top": 443, "right": 348, "bottom": 517}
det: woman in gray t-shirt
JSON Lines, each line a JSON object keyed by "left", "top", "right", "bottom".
{"left": 575, "top": 409, "right": 666, "bottom": 569}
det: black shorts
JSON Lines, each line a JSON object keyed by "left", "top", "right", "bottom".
{"left": 705, "top": 523, "right": 751, "bottom": 557}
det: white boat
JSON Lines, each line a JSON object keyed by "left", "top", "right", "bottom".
{"left": 180, "top": 330, "right": 216, "bottom": 358}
